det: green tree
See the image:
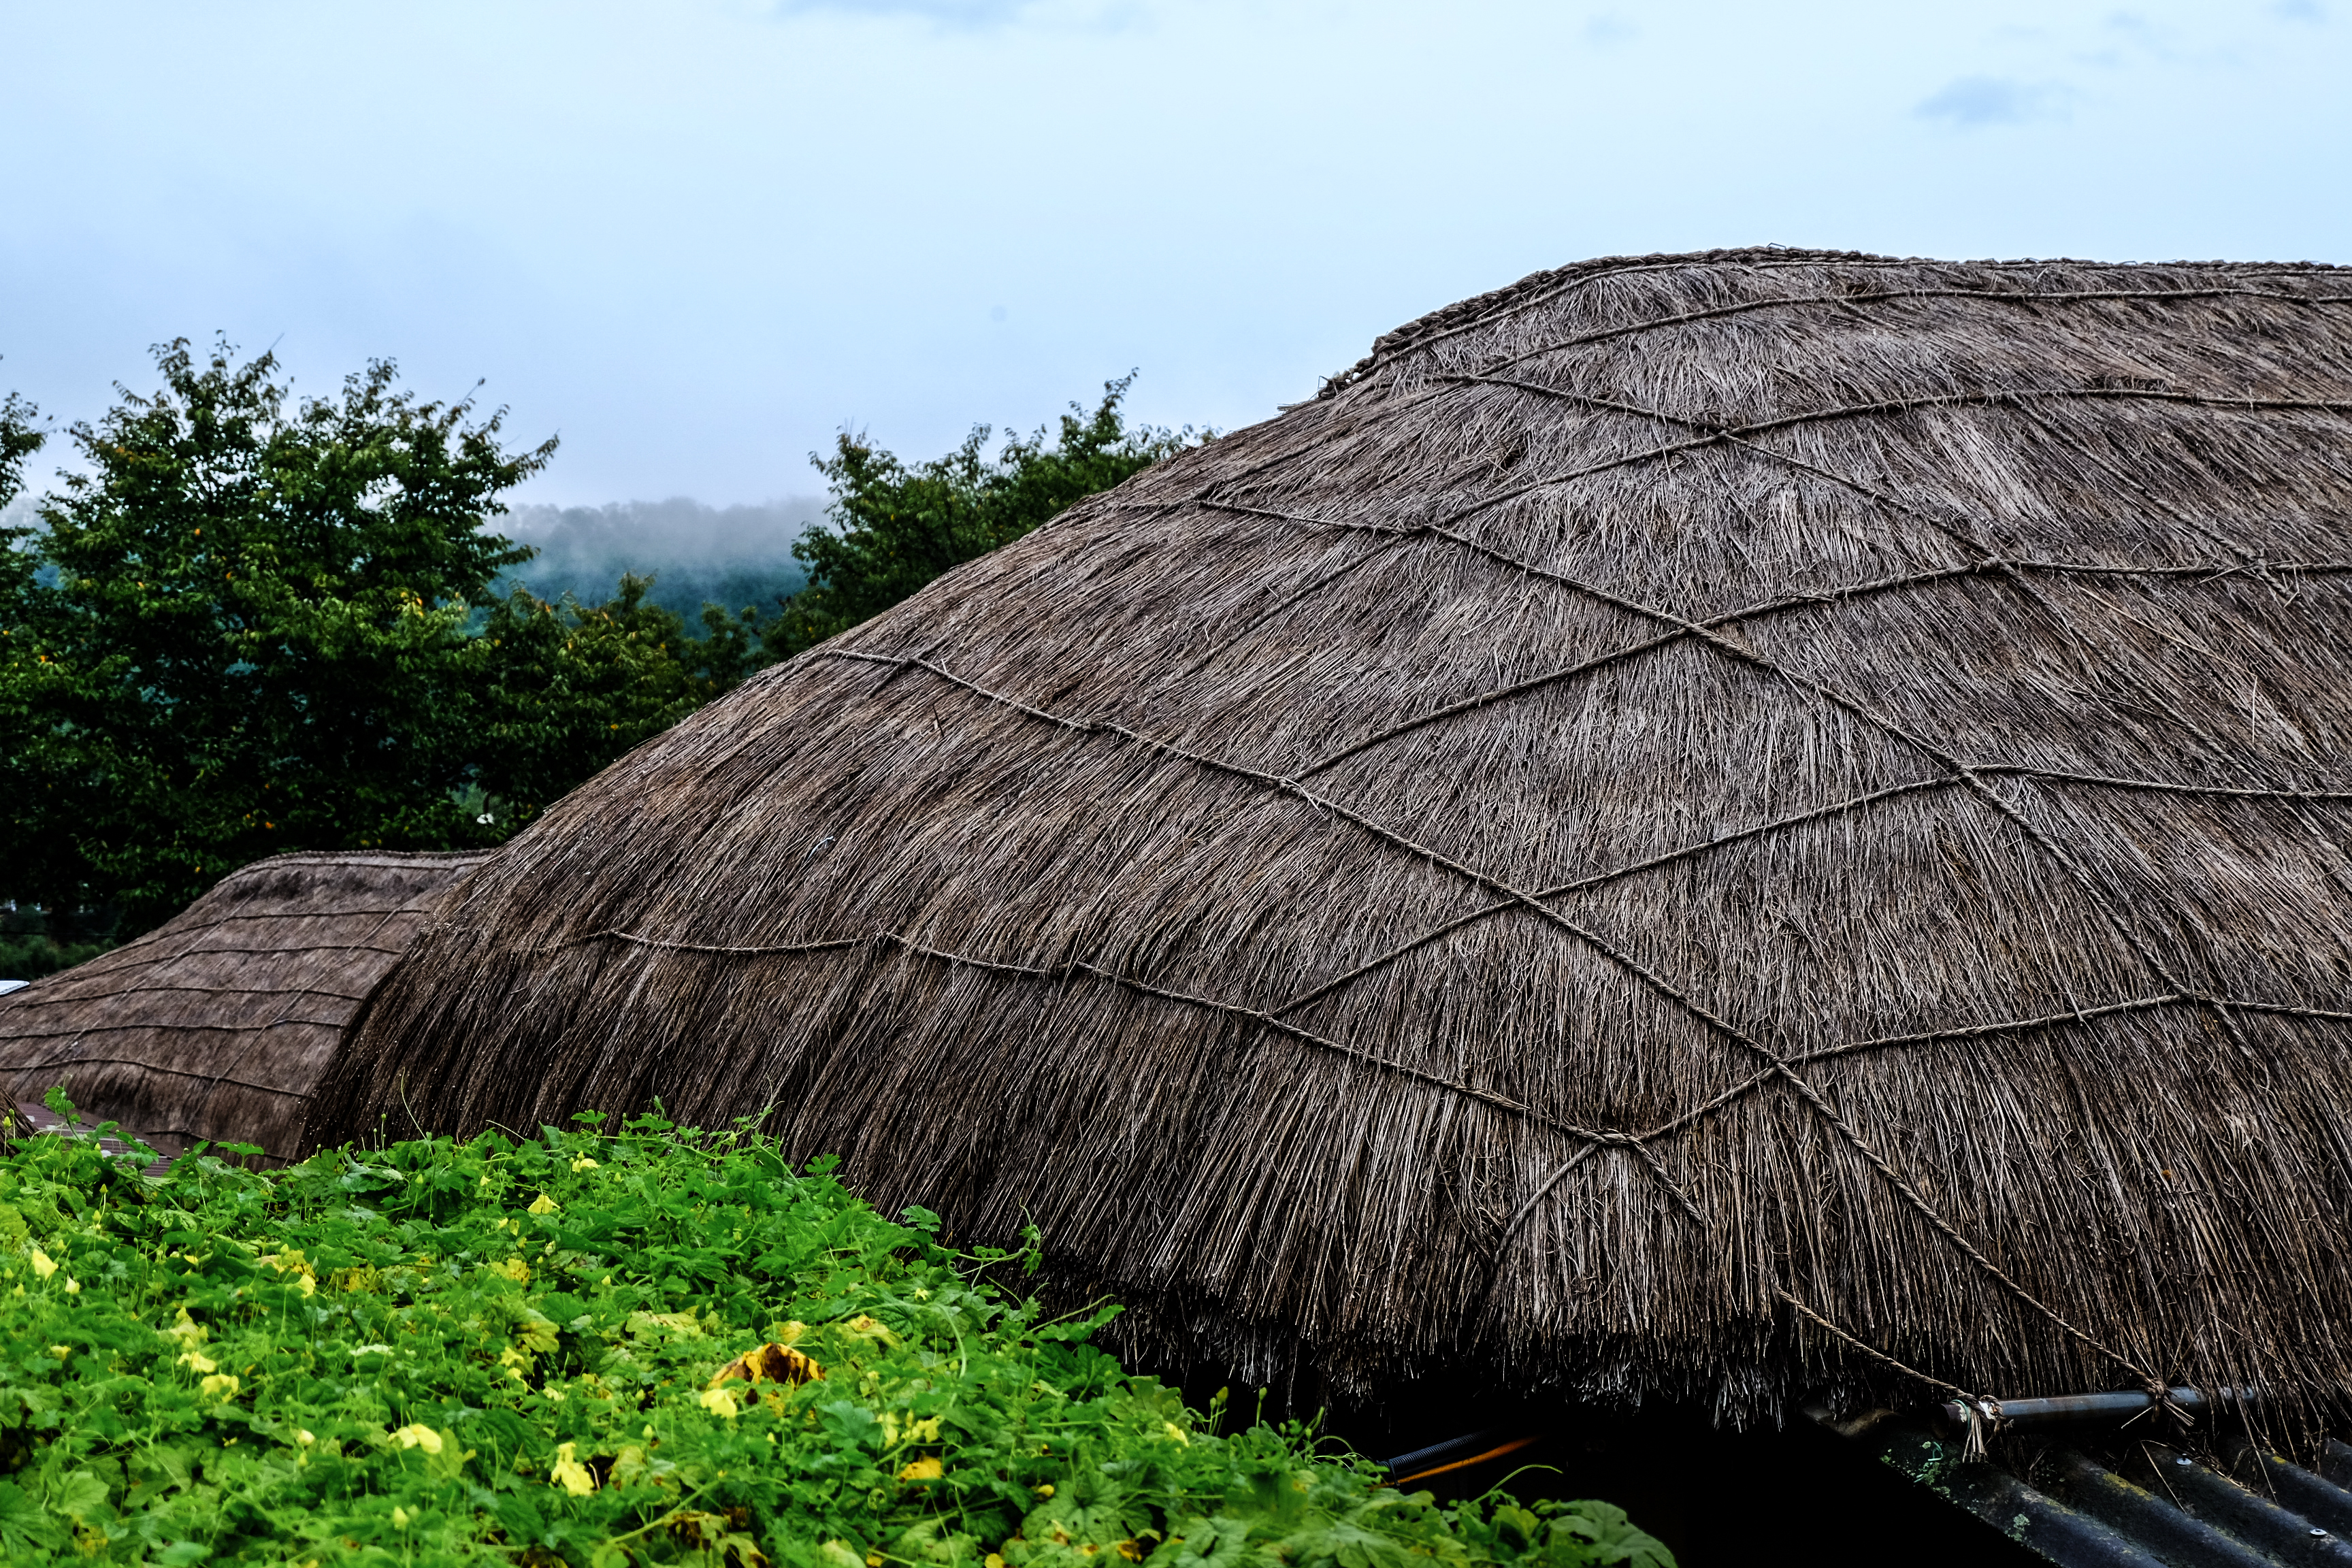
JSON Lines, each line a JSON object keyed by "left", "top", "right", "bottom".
{"left": 2, "top": 340, "right": 552, "bottom": 931}
{"left": 0, "top": 351, "right": 1204, "bottom": 946}
{"left": 0, "top": 389, "right": 71, "bottom": 963}
{"left": 766, "top": 375, "right": 1201, "bottom": 659}
{"left": 465, "top": 576, "right": 757, "bottom": 828}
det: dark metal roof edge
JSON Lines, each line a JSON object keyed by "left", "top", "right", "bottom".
{"left": 1816, "top": 1406, "right": 2352, "bottom": 1568}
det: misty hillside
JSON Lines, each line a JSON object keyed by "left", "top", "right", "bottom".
{"left": 495, "top": 496, "right": 819, "bottom": 620}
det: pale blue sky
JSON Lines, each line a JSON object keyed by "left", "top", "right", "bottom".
{"left": 3, "top": 1, "right": 2345, "bottom": 505}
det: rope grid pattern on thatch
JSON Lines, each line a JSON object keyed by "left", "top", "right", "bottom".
{"left": 0, "top": 851, "right": 483, "bottom": 1162}
{"left": 753, "top": 647, "right": 2249, "bottom": 1397}
{"left": 308, "top": 248, "right": 2352, "bottom": 1428}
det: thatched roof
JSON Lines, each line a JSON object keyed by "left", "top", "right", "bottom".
{"left": 1, "top": 851, "right": 483, "bottom": 1162}
{"left": 306, "top": 247, "right": 2352, "bottom": 1428}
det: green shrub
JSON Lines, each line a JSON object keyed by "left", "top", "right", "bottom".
{"left": 0, "top": 1098, "right": 1672, "bottom": 1567}
{"left": 0, "top": 934, "right": 113, "bottom": 982}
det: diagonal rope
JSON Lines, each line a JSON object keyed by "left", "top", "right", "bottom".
{"left": 1461, "top": 284, "right": 2352, "bottom": 382}
{"left": 802, "top": 647, "right": 2175, "bottom": 1390}
{"left": 1357, "top": 256, "right": 2352, "bottom": 372}
{"left": 1415, "top": 380, "right": 2352, "bottom": 534}
{"left": 1203, "top": 449, "right": 2293, "bottom": 1082}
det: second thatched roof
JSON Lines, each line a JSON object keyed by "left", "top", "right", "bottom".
{"left": 307, "top": 247, "right": 2352, "bottom": 1428}
{"left": 0, "top": 850, "right": 483, "bottom": 1162}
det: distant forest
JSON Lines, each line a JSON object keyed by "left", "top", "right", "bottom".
{"left": 493, "top": 497, "right": 817, "bottom": 624}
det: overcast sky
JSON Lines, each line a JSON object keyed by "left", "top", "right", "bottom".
{"left": 3, "top": 0, "right": 2346, "bottom": 506}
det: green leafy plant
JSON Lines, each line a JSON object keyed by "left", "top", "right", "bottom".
{"left": 0, "top": 1098, "right": 1671, "bottom": 1567}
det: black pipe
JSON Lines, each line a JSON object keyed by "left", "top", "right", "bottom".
{"left": 1377, "top": 1428, "right": 1509, "bottom": 1477}
{"left": 1933, "top": 1387, "right": 2247, "bottom": 1435}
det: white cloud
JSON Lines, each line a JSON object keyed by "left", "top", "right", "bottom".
{"left": 1915, "top": 74, "right": 2074, "bottom": 127}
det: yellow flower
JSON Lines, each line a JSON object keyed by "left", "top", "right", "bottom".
{"left": 1034, "top": 1484, "right": 1055, "bottom": 1499}
{"left": 393, "top": 1424, "right": 444, "bottom": 1454}
{"left": 1162, "top": 1421, "right": 1190, "bottom": 1446}
{"left": 527, "top": 1193, "right": 559, "bottom": 1215}
{"left": 570, "top": 1156, "right": 599, "bottom": 1172}
{"left": 63, "top": 1277, "right": 79, "bottom": 1294}
{"left": 391, "top": 1506, "right": 413, "bottom": 1528}
{"left": 549, "top": 1441, "right": 596, "bottom": 1496}
{"left": 47, "top": 1345, "right": 69, "bottom": 1360}
{"left": 200, "top": 1373, "right": 240, "bottom": 1399}
{"left": 179, "top": 1351, "right": 218, "bottom": 1374}
{"left": 897, "top": 1456, "right": 943, "bottom": 1482}
{"left": 699, "top": 1386, "right": 740, "bottom": 1419}
{"left": 296, "top": 1430, "right": 316, "bottom": 1446}
{"left": 29, "top": 1249, "right": 55, "bottom": 1279}
{"left": 162, "top": 1309, "right": 203, "bottom": 1347}
{"left": 986, "top": 1556, "right": 1006, "bottom": 1568}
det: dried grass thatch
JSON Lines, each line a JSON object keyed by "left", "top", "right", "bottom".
{"left": 1, "top": 851, "right": 483, "bottom": 1162}
{"left": 307, "top": 248, "right": 2352, "bottom": 1427}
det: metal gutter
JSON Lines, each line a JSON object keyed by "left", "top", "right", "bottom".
{"left": 1820, "top": 1407, "right": 2352, "bottom": 1568}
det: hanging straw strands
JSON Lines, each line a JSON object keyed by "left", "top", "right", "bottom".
{"left": 309, "top": 248, "right": 2352, "bottom": 1429}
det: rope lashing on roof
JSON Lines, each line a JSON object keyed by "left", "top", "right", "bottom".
{"left": 549, "top": 924, "right": 1690, "bottom": 1214}
{"left": 1777, "top": 1289, "right": 1997, "bottom": 1461}
{"left": 1461, "top": 284, "right": 2352, "bottom": 381}
{"left": 1199, "top": 475, "right": 2284, "bottom": 1085}
{"left": 1189, "top": 506, "right": 2352, "bottom": 783}
{"left": 1210, "top": 284, "right": 2352, "bottom": 540}
{"left": 1274, "top": 773, "right": 2352, "bottom": 1020}
{"left": 546, "top": 916, "right": 2352, "bottom": 1242}
{"left": 1355, "top": 255, "right": 2352, "bottom": 371}
{"left": 1417, "top": 385, "right": 2352, "bottom": 531}
{"left": 806, "top": 647, "right": 2191, "bottom": 1401}
{"left": 1190, "top": 391, "right": 2351, "bottom": 1173}
{"left": 573, "top": 875, "right": 2352, "bottom": 1312}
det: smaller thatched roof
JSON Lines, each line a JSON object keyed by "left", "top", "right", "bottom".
{"left": 0, "top": 851, "right": 483, "bottom": 1162}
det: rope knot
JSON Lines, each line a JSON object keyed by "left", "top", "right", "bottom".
{"left": 2144, "top": 1377, "right": 2194, "bottom": 1434}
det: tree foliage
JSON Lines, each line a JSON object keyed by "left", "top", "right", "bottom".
{"left": 466, "top": 579, "right": 760, "bottom": 822}
{"left": 768, "top": 375, "right": 1199, "bottom": 659}
{"left": 0, "top": 344, "right": 784, "bottom": 937}
{"left": 0, "top": 342, "right": 550, "bottom": 930}
{"left": 0, "top": 348, "right": 1196, "bottom": 945}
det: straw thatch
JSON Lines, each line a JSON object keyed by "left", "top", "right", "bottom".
{"left": 306, "top": 247, "right": 2352, "bottom": 1428}
{"left": 1, "top": 851, "right": 483, "bottom": 1162}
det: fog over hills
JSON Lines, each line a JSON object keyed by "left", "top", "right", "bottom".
{"left": 4, "top": 493, "right": 823, "bottom": 623}
{"left": 495, "top": 496, "right": 821, "bottom": 622}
